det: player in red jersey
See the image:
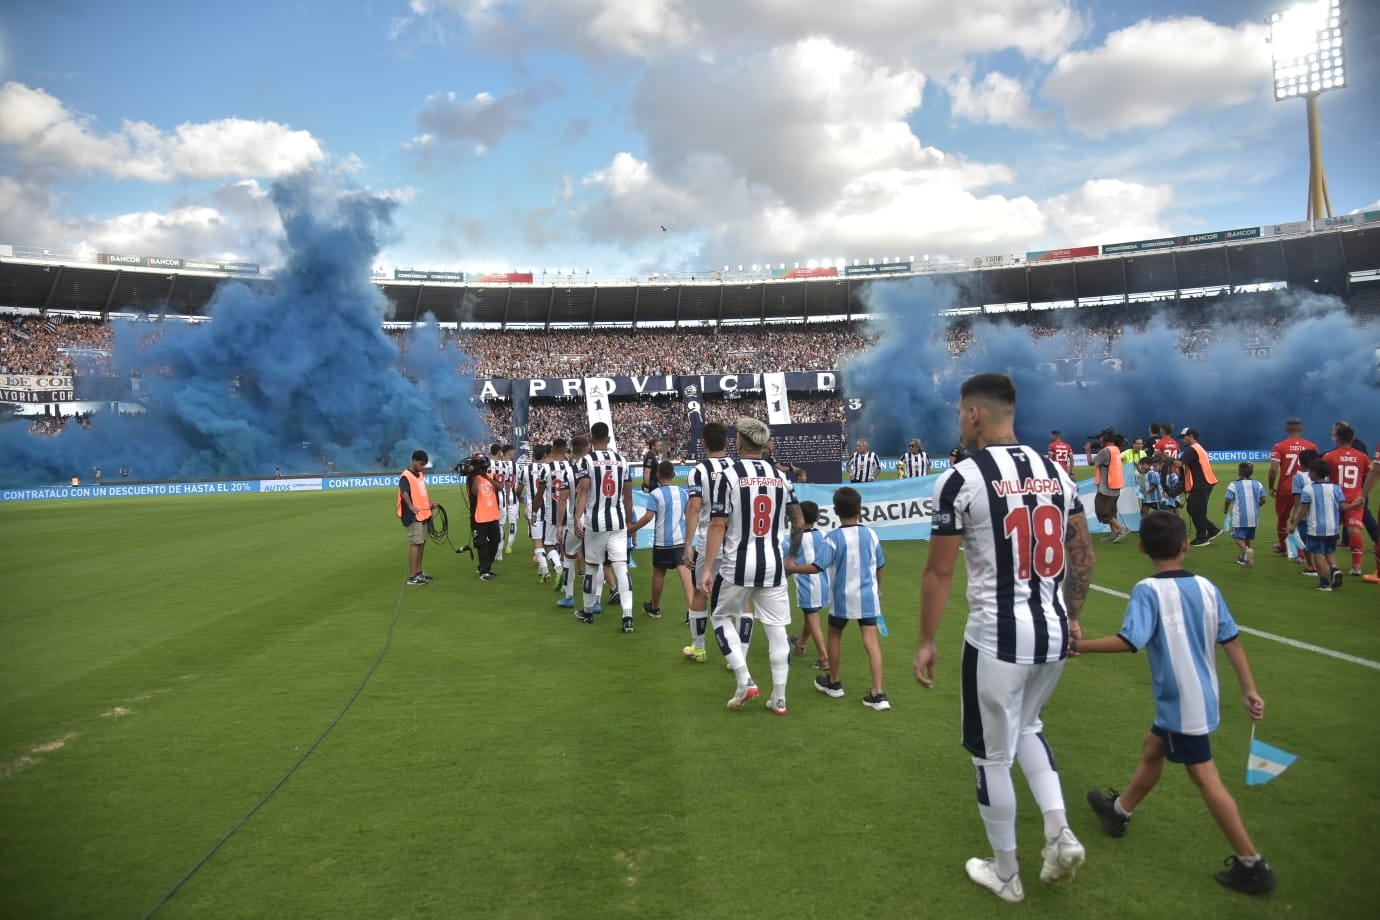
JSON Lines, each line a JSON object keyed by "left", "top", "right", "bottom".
{"left": 1324, "top": 423, "right": 1372, "bottom": 576}
{"left": 1267, "top": 417, "right": 1317, "bottom": 555}
{"left": 1153, "top": 422, "right": 1180, "bottom": 460}
{"left": 1363, "top": 442, "right": 1380, "bottom": 584}
{"left": 1047, "top": 430, "right": 1075, "bottom": 474}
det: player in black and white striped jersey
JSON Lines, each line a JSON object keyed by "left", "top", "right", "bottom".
{"left": 520, "top": 444, "right": 556, "bottom": 581}
{"left": 682, "top": 422, "right": 734, "bottom": 663}
{"left": 915, "top": 373, "right": 1096, "bottom": 903}
{"left": 551, "top": 436, "right": 586, "bottom": 609}
{"left": 899, "top": 439, "right": 929, "bottom": 478}
{"left": 501, "top": 445, "right": 520, "bottom": 554}
{"left": 488, "top": 445, "right": 507, "bottom": 560}
{"left": 848, "top": 440, "right": 881, "bottom": 483}
{"left": 573, "top": 422, "right": 636, "bottom": 632}
{"left": 700, "top": 417, "right": 805, "bottom": 715}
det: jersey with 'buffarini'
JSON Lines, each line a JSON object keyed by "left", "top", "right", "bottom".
{"left": 710, "top": 458, "right": 799, "bottom": 587}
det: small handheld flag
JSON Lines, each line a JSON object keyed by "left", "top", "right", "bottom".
{"left": 876, "top": 614, "right": 889, "bottom": 638}
{"left": 1246, "top": 725, "right": 1297, "bottom": 786}
{"left": 1285, "top": 530, "right": 1305, "bottom": 560}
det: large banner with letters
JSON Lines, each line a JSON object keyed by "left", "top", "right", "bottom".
{"left": 1, "top": 374, "right": 74, "bottom": 404}
{"left": 793, "top": 471, "right": 1136, "bottom": 541}
{"left": 677, "top": 375, "right": 706, "bottom": 460}
{"left": 474, "top": 371, "right": 839, "bottom": 401}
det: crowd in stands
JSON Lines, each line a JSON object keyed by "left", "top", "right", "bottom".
{"left": 449, "top": 322, "right": 873, "bottom": 378}
{"left": 0, "top": 302, "right": 1336, "bottom": 458}
{"left": 1, "top": 316, "right": 113, "bottom": 376}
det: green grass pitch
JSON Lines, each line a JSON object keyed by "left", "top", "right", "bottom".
{"left": 1, "top": 463, "right": 1377, "bottom": 919}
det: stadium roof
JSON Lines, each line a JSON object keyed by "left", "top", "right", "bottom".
{"left": 2, "top": 227, "right": 1377, "bottom": 328}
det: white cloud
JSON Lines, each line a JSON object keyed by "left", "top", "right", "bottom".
{"left": 948, "top": 72, "right": 1054, "bottom": 129}
{"left": 1043, "top": 178, "right": 1174, "bottom": 244}
{"left": 1042, "top": 17, "right": 1272, "bottom": 135}
{"left": 422, "top": 0, "right": 1083, "bottom": 69}
{"left": 0, "top": 82, "right": 326, "bottom": 181}
{"left": 412, "top": 85, "right": 554, "bottom": 154}
{"left": 573, "top": 36, "right": 1057, "bottom": 264}
{"left": 0, "top": 175, "right": 284, "bottom": 263}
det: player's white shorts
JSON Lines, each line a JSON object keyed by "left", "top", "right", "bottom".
{"left": 528, "top": 516, "right": 546, "bottom": 542}
{"left": 505, "top": 501, "right": 520, "bottom": 525}
{"left": 563, "top": 523, "right": 581, "bottom": 557}
{"left": 584, "top": 529, "right": 628, "bottom": 565}
{"left": 691, "top": 539, "right": 707, "bottom": 589}
{"left": 960, "top": 641, "right": 1066, "bottom": 766}
{"left": 709, "top": 578, "right": 789, "bottom": 627}
{"left": 543, "top": 521, "right": 562, "bottom": 549}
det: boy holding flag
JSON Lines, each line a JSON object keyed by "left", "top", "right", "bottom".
{"left": 1076, "top": 511, "right": 1276, "bottom": 895}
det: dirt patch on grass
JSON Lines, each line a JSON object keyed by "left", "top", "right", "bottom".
{"left": 0, "top": 756, "right": 37, "bottom": 780}
{"left": 30, "top": 732, "right": 78, "bottom": 753}
{"left": 100, "top": 707, "right": 133, "bottom": 719}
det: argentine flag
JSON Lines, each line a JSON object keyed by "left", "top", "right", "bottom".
{"left": 1246, "top": 731, "right": 1297, "bottom": 786}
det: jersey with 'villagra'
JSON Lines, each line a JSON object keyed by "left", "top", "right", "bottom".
{"left": 931, "top": 444, "right": 1083, "bottom": 664}
{"left": 710, "top": 458, "right": 799, "bottom": 587}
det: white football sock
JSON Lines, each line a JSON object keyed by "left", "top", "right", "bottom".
{"left": 562, "top": 559, "right": 576, "bottom": 598}
{"left": 688, "top": 610, "right": 707, "bottom": 650}
{"left": 976, "top": 763, "right": 1019, "bottom": 862}
{"left": 765, "top": 624, "right": 790, "bottom": 704}
{"left": 1015, "top": 732, "right": 1068, "bottom": 840}
{"left": 737, "top": 614, "right": 754, "bottom": 658}
{"left": 583, "top": 566, "right": 604, "bottom": 611}
{"left": 611, "top": 561, "right": 632, "bottom": 616}
{"left": 712, "top": 613, "right": 749, "bottom": 684}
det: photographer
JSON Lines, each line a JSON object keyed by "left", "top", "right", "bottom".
{"left": 466, "top": 455, "right": 503, "bottom": 580}
{"left": 1083, "top": 429, "right": 1130, "bottom": 544}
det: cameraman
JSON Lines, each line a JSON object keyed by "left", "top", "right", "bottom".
{"left": 467, "top": 456, "right": 503, "bottom": 580}
{"left": 1083, "top": 430, "right": 1130, "bottom": 544}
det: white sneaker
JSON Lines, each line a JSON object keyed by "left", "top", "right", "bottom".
{"left": 1039, "top": 827, "right": 1086, "bottom": 883}
{"left": 965, "top": 858, "right": 1024, "bottom": 903}
{"left": 726, "top": 683, "right": 760, "bottom": 710}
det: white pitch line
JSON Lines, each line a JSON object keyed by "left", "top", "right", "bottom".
{"left": 1089, "top": 584, "right": 1380, "bottom": 671}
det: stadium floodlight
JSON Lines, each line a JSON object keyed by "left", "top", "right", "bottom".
{"left": 1268, "top": 0, "right": 1347, "bottom": 220}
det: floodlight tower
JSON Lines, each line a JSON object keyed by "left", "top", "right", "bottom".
{"left": 1268, "top": 0, "right": 1348, "bottom": 221}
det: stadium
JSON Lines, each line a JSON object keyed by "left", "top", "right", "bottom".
{"left": 3, "top": 1, "right": 1380, "bottom": 918}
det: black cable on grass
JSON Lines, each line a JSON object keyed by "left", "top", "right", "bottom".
{"left": 140, "top": 585, "right": 409, "bottom": 919}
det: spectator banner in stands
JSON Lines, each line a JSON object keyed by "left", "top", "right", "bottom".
{"left": 971, "top": 253, "right": 1023, "bottom": 268}
{"left": 393, "top": 269, "right": 464, "bottom": 282}
{"left": 469, "top": 273, "right": 535, "bottom": 284}
{"left": 842, "top": 395, "right": 870, "bottom": 446}
{"left": 510, "top": 382, "right": 531, "bottom": 461}
{"left": 96, "top": 253, "right": 259, "bottom": 274}
{"left": 771, "top": 267, "right": 838, "bottom": 279}
{"left": 676, "top": 376, "right": 705, "bottom": 461}
{"left": 474, "top": 371, "right": 839, "bottom": 401}
{"left": 1101, "top": 236, "right": 1178, "bottom": 255}
{"left": 843, "top": 261, "right": 913, "bottom": 277}
{"left": 584, "top": 377, "right": 616, "bottom": 449}
{"left": 1025, "top": 245, "right": 1099, "bottom": 262}
{"left": 764, "top": 372, "right": 791, "bottom": 425}
{"left": 768, "top": 423, "right": 843, "bottom": 485}
{"left": 1, "top": 374, "right": 74, "bottom": 403}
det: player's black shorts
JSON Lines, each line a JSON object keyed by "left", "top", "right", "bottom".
{"left": 652, "top": 545, "right": 686, "bottom": 570}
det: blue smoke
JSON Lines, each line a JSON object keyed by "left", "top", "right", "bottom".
{"left": 844, "top": 277, "right": 1380, "bottom": 454}
{"left": 0, "top": 175, "right": 484, "bottom": 486}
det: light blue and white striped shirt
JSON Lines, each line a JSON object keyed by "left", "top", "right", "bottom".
{"left": 784, "top": 530, "right": 830, "bottom": 611}
{"left": 1118, "top": 571, "right": 1240, "bottom": 735}
{"left": 811, "top": 524, "right": 885, "bottom": 620}
{"left": 1225, "top": 478, "right": 1266, "bottom": 529}
{"left": 647, "top": 484, "right": 689, "bottom": 547}
{"left": 1297, "top": 480, "right": 1345, "bottom": 538}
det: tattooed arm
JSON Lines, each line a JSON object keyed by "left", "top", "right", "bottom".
{"left": 1063, "top": 510, "right": 1095, "bottom": 639}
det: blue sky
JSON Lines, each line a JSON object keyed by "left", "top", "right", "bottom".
{"left": 0, "top": 0, "right": 1375, "bottom": 276}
